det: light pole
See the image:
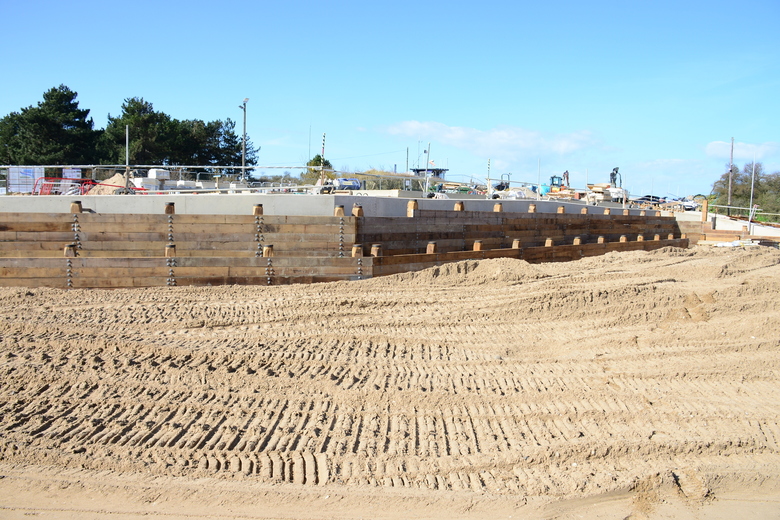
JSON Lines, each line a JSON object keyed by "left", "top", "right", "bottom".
{"left": 423, "top": 142, "right": 430, "bottom": 193}
{"left": 239, "top": 98, "right": 249, "bottom": 182}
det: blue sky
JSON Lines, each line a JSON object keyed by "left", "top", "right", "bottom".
{"left": 1, "top": 0, "right": 778, "bottom": 197}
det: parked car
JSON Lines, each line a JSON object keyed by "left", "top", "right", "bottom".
{"left": 676, "top": 198, "right": 699, "bottom": 210}
{"left": 633, "top": 195, "right": 666, "bottom": 205}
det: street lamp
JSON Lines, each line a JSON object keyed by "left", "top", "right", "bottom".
{"left": 238, "top": 98, "right": 249, "bottom": 182}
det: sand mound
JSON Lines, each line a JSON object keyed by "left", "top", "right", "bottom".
{"left": 85, "top": 173, "right": 127, "bottom": 194}
{"left": 377, "top": 257, "right": 547, "bottom": 286}
{"left": 1, "top": 246, "right": 779, "bottom": 519}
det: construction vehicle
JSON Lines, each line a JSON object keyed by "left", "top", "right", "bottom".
{"left": 543, "top": 173, "right": 579, "bottom": 199}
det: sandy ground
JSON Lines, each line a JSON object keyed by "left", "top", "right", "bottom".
{"left": 1, "top": 245, "right": 779, "bottom": 519}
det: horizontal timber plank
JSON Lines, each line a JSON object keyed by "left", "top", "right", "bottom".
{"left": 0, "top": 258, "right": 73, "bottom": 268}
{"left": 0, "top": 277, "right": 68, "bottom": 288}
{"left": 0, "top": 241, "right": 68, "bottom": 251}
{"left": 0, "top": 267, "right": 68, "bottom": 277}
{"left": 7, "top": 232, "right": 78, "bottom": 242}
{"left": 0, "top": 251, "right": 66, "bottom": 258}
{"left": 0, "top": 222, "right": 74, "bottom": 232}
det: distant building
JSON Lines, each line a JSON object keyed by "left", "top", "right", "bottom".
{"left": 410, "top": 168, "right": 448, "bottom": 179}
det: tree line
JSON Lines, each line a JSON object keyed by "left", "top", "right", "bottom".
{"left": 710, "top": 162, "right": 780, "bottom": 221}
{"left": 0, "top": 85, "right": 257, "bottom": 174}
{"left": 2, "top": 85, "right": 777, "bottom": 216}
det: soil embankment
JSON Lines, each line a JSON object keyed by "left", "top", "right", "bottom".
{"left": 1, "top": 246, "right": 779, "bottom": 519}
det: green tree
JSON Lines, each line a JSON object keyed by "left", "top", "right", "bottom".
{"left": 100, "top": 100, "right": 256, "bottom": 176}
{"left": 100, "top": 97, "right": 174, "bottom": 164}
{"left": 181, "top": 118, "right": 257, "bottom": 176}
{"left": 711, "top": 162, "right": 780, "bottom": 221}
{"left": 0, "top": 111, "right": 22, "bottom": 164}
{"left": 1, "top": 88, "right": 258, "bottom": 175}
{"left": 0, "top": 85, "right": 100, "bottom": 164}
{"left": 302, "top": 154, "right": 334, "bottom": 184}
{"left": 207, "top": 118, "right": 257, "bottom": 175}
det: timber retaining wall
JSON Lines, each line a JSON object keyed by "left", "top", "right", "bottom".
{"left": 0, "top": 205, "right": 687, "bottom": 288}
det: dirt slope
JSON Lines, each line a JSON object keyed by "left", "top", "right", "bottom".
{"left": 1, "top": 246, "right": 779, "bottom": 519}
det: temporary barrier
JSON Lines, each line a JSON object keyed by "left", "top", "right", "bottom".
{"left": 0, "top": 205, "right": 688, "bottom": 288}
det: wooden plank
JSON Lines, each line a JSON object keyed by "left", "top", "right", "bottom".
{"left": 0, "top": 258, "right": 70, "bottom": 268}
{"left": 165, "top": 257, "right": 361, "bottom": 268}
{"left": 14, "top": 232, "right": 79, "bottom": 242}
{"left": 69, "top": 258, "right": 165, "bottom": 268}
{"left": 77, "top": 232, "right": 167, "bottom": 241}
{"left": 0, "top": 277, "right": 68, "bottom": 288}
{"left": 282, "top": 215, "right": 356, "bottom": 226}
{"left": 78, "top": 214, "right": 170, "bottom": 224}
{"left": 69, "top": 277, "right": 170, "bottom": 288}
{"left": 167, "top": 214, "right": 231, "bottom": 225}
{"left": 0, "top": 251, "right": 66, "bottom": 258}
{"left": 0, "top": 222, "right": 74, "bottom": 232}
{"left": 70, "top": 239, "right": 354, "bottom": 252}
{"left": 78, "top": 222, "right": 169, "bottom": 233}
{"left": 75, "top": 250, "right": 162, "bottom": 258}
{"left": 74, "top": 241, "right": 166, "bottom": 251}
{"left": 0, "top": 213, "right": 75, "bottom": 223}
{"left": 71, "top": 267, "right": 172, "bottom": 278}
{"left": 172, "top": 232, "right": 348, "bottom": 242}
{"left": 174, "top": 250, "right": 257, "bottom": 258}
{"left": 0, "top": 241, "right": 66, "bottom": 251}
{"left": 0, "top": 267, "right": 68, "bottom": 277}
{"left": 232, "top": 265, "right": 363, "bottom": 276}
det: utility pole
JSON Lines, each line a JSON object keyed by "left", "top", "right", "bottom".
{"left": 424, "top": 142, "right": 431, "bottom": 193}
{"left": 124, "top": 125, "right": 129, "bottom": 190}
{"left": 486, "top": 159, "right": 491, "bottom": 199}
{"left": 749, "top": 153, "right": 756, "bottom": 216}
{"left": 537, "top": 158, "right": 541, "bottom": 201}
{"left": 424, "top": 143, "right": 430, "bottom": 176}
{"left": 320, "top": 133, "right": 326, "bottom": 186}
{"left": 728, "top": 137, "right": 734, "bottom": 214}
{"left": 239, "top": 98, "right": 248, "bottom": 182}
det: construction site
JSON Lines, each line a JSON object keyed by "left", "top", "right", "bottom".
{"left": 1, "top": 188, "right": 780, "bottom": 519}
{"left": 0, "top": 190, "right": 692, "bottom": 288}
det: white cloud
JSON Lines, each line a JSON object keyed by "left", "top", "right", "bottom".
{"left": 385, "top": 121, "right": 597, "bottom": 161}
{"left": 633, "top": 158, "right": 690, "bottom": 170}
{"left": 705, "top": 140, "right": 779, "bottom": 161}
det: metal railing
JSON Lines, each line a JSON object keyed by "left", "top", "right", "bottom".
{"left": 709, "top": 203, "right": 780, "bottom": 224}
